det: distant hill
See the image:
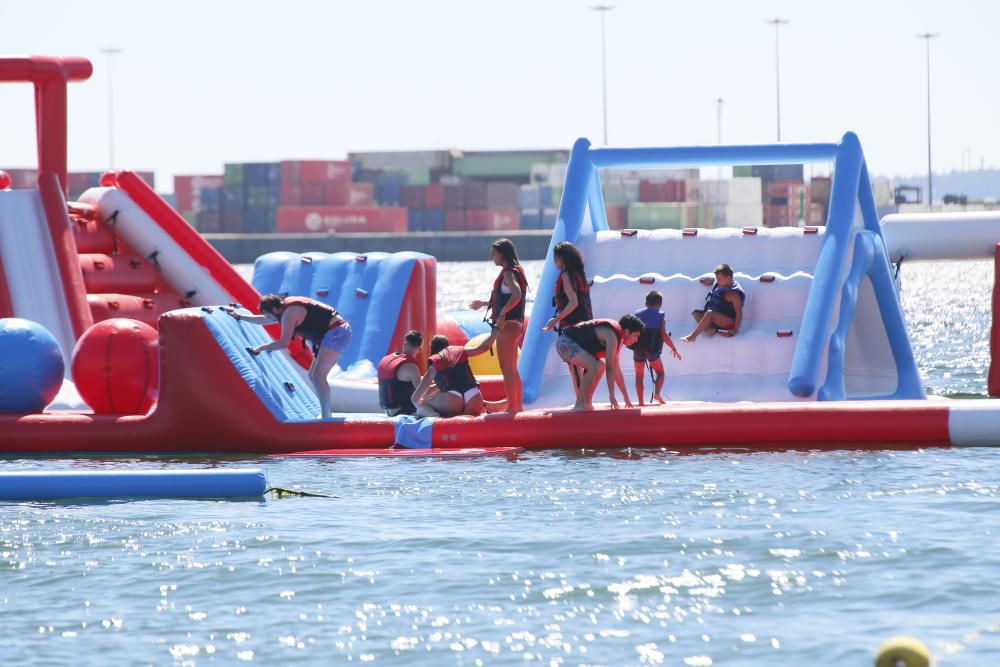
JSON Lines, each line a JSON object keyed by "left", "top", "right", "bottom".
{"left": 890, "top": 169, "right": 1000, "bottom": 202}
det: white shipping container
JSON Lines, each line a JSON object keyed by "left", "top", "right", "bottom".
{"left": 530, "top": 163, "right": 551, "bottom": 184}
{"left": 685, "top": 178, "right": 702, "bottom": 203}
{"left": 871, "top": 177, "right": 894, "bottom": 207}
{"left": 700, "top": 180, "right": 730, "bottom": 205}
{"left": 548, "top": 162, "right": 568, "bottom": 186}
{"left": 721, "top": 202, "right": 763, "bottom": 227}
{"left": 729, "top": 177, "right": 762, "bottom": 204}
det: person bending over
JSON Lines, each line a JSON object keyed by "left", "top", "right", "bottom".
{"left": 542, "top": 241, "right": 594, "bottom": 395}
{"left": 682, "top": 263, "right": 745, "bottom": 342}
{"left": 556, "top": 314, "right": 643, "bottom": 411}
{"left": 225, "top": 294, "right": 350, "bottom": 419}
{"left": 377, "top": 330, "right": 424, "bottom": 417}
{"left": 412, "top": 332, "right": 498, "bottom": 418}
{"left": 629, "top": 290, "right": 681, "bottom": 405}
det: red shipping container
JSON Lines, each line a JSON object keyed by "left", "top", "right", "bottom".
{"left": 279, "top": 161, "right": 302, "bottom": 185}
{"left": 665, "top": 179, "right": 687, "bottom": 203}
{"left": 444, "top": 209, "right": 466, "bottom": 231}
{"left": 425, "top": 183, "right": 444, "bottom": 209}
{"left": 605, "top": 204, "right": 627, "bottom": 230}
{"left": 301, "top": 183, "right": 326, "bottom": 205}
{"left": 348, "top": 183, "right": 374, "bottom": 207}
{"left": 465, "top": 182, "right": 487, "bottom": 209}
{"left": 443, "top": 184, "right": 465, "bottom": 209}
{"left": 276, "top": 206, "right": 408, "bottom": 233}
{"left": 402, "top": 185, "right": 426, "bottom": 209}
{"left": 299, "top": 160, "right": 351, "bottom": 184}
{"left": 280, "top": 184, "right": 304, "bottom": 205}
{"left": 639, "top": 180, "right": 669, "bottom": 202}
{"left": 465, "top": 208, "right": 519, "bottom": 232}
{"left": 322, "top": 181, "right": 350, "bottom": 206}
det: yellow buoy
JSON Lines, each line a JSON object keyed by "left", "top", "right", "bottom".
{"left": 874, "top": 636, "right": 931, "bottom": 667}
{"left": 465, "top": 332, "right": 516, "bottom": 376}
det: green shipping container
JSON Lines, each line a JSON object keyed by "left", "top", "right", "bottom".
{"left": 224, "top": 163, "right": 245, "bottom": 186}
{"left": 453, "top": 152, "right": 566, "bottom": 179}
{"left": 400, "top": 167, "right": 430, "bottom": 185}
{"left": 733, "top": 166, "right": 753, "bottom": 177}
{"left": 245, "top": 185, "right": 270, "bottom": 209}
{"left": 626, "top": 203, "right": 704, "bottom": 230}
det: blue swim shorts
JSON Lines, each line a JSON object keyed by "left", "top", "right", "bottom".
{"left": 320, "top": 323, "right": 352, "bottom": 354}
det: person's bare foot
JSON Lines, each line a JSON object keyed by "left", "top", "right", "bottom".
{"left": 704, "top": 326, "right": 716, "bottom": 338}
{"left": 572, "top": 403, "right": 591, "bottom": 411}
{"left": 681, "top": 334, "right": 695, "bottom": 343}
{"left": 653, "top": 395, "right": 666, "bottom": 404}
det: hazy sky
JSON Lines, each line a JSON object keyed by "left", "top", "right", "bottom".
{"left": 1, "top": 0, "right": 996, "bottom": 190}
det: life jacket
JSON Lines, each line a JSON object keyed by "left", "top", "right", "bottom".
{"left": 429, "top": 346, "right": 479, "bottom": 393}
{"left": 703, "top": 281, "right": 746, "bottom": 320}
{"left": 552, "top": 270, "right": 593, "bottom": 327}
{"left": 377, "top": 353, "right": 418, "bottom": 414}
{"left": 563, "top": 318, "right": 625, "bottom": 359}
{"left": 280, "top": 296, "right": 342, "bottom": 344}
{"left": 629, "top": 307, "right": 665, "bottom": 357}
{"left": 488, "top": 264, "right": 528, "bottom": 323}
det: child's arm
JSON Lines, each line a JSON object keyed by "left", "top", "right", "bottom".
{"left": 661, "top": 320, "right": 681, "bottom": 360}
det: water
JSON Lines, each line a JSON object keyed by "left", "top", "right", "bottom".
{"left": 3, "top": 260, "right": 997, "bottom": 665}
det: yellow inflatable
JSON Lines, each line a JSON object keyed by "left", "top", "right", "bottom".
{"left": 466, "top": 332, "right": 518, "bottom": 376}
{"left": 874, "top": 636, "right": 931, "bottom": 667}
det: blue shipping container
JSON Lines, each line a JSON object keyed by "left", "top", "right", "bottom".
{"left": 423, "top": 209, "right": 445, "bottom": 232}
{"left": 243, "top": 162, "right": 280, "bottom": 187}
{"left": 520, "top": 209, "right": 542, "bottom": 230}
{"left": 541, "top": 208, "right": 557, "bottom": 229}
{"left": 222, "top": 185, "right": 245, "bottom": 211}
{"left": 200, "top": 187, "right": 223, "bottom": 211}
{"left": 244, "top": 208, "right": 275, "bottom": 234}
{"left": 407, "top": 208, "right": 424, "bottom": 232}
{"left": 376, "top": 183, "right": 402, "bottom": 206}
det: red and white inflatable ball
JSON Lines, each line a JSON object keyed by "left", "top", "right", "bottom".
{"left": 72, "top": 318, "right": 159, "bottom": 415}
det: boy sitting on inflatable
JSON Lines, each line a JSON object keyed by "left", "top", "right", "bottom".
{"left": 556, "top": 314, "right": 643, "bottom": 411}
{"left": 682, "top": 263, "right": 745, "bottom": 342}
{"left": 629, "top": 291, "right": 682, "bottom": 405}
{"left": 412, "top": 332, "right": 498, "bottom": 418}
{"left": 376, "top": 330, "right": 424, "bottom": 416}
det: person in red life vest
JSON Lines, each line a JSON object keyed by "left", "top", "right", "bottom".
{"left": 682, "top": 263, "right": 746, "bottom": 342}
{"left": 376, "top": 330, "right": 424, "bottom": 417}
{"left": 629, "top": 290, "right": 681, "bottom": 405}
{"left": 411, "top": 332, "right": 499, "bottom": 418}
{"left": 469, "top": 238, "right": 528, "bottom": 413}
{"left": 225, "top": 294, "right": 350, "bottom": 420}
{"left": 556, "top": 314, "right": 643, "bottom": 411}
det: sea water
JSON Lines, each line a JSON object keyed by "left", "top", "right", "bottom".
{"left": 1, "top": 261, "right": 997, "bottom": 666}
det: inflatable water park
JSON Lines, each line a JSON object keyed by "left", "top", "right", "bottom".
{"left": 1, "top": 54, "right": 999, "bottom": 456}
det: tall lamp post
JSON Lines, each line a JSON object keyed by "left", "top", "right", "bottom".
{"left": 918, "top": 32, "right": 938, "bottom": 209}
{"left": 98, "top": 47, "right": 122, "bottom": 169}
{"left": 766, "top": 18, "right": 789, "bottom": 141}
{"left": 716, "top": 97, "right": 724, "bottom": 179}
{"left": 591, "top": 5, "right": 615, "bottom": 145}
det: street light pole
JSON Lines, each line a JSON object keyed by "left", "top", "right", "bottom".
{"left": 766, "top": 18, "right": 789, "bottom": 141}
{"left": 716, "top": 97, "right": 724, "bottom": 179}
{"left": 99, "top": 47, "right": 122, "bottom": 170}
{"left": 918, "top": 33, "right": 938, "bottom": 209}
{"left": 591, "top": 5, "right": 615, "bottom": 145}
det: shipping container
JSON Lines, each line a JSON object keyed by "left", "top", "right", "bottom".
{"left": 605, "top": 204, "right": 627, "bottom": 230}
{"left": 465, "top": 208, "right": 519, "bottom": 232}
{"left": 810, "top": 176, "right": 833, "bottom": 206}
{"left": 519, "top": 209, "right": 542, "bottom": 230}
{"left": 402, "top": 184, "right": 426, "bottom": 209}
{"left": 174, "top": 175, "right": 224, "bottom": 212}
{"left": 244, "top": 208, "right": 276, "bottom": 233}
{"left": 224, "top": 163, "right": 244, "bottom": 186}
{"left": 729, "top": 177, "right": 763, "bottom": 204}
{"left": 464, "top": 182, "right": 487, "bottom": 209}
{"left": 348, "top": 150, "right": 453, "bottom": 172}
{"left": 751, "top": 164, "right": 804, "bottom": 183}
{"left": 808, "top": 203, "right": 826, "bottom": 226}
{"left": 444, "top": 209, "right": 466, "bottom": 231}
{"left": 297, "top": 160, "right": 351, "bottom": 184}
{"left": 423, "top": 209, "right": 445, "bottom": 232}
{"left": 196, "top": 211, "right": 222, "bottom": 233}
{"left": 222, "top": 185, "right": 245, "bottom": 211}
{"left": 1, "top": 168, "right": 38, "bottom": 189}
{"left": 200, "top": 187, "right": 223, "bottom": 211}
{"left": 408, "top": 208, "right": 424, "bottom": 232}
{"left": 243, "top": 162, "right": 280, "bottom": 187}
{"left": 454, "top": 151, "right": 568, "bottom": 179}
{"left": 375, "top": 182, "right": 402, "bottom": 206}
{"left": 443, "top": 184, "right": 465, "bottom": 209}
{"left": 486, "top": 182, "right": 519, "bottom": 208}
{"left": 519, "top": 184, "right": 543, "bottom": 209}
{"left": 715, "top": 203, "right": 763, "bottom": 228}
{"left": 222, "top": 209, "right": 245, "bottom": 233}
{"left": 627, "top": 203, "right": 699, "bottom": 230}
{"left": 541, "top": 208, "right": 557, "bottom": 229}
{"left": 280, "top": 185, "right": 303, "bottom": 206}
{"left": 275, "top": 206, "right": 408, "bottom": 233}
{"left": 424, "top": 183, "right": 444, "bottom": 209}
{"left": 348, "top": 183, "right": 374, "bottom": 207}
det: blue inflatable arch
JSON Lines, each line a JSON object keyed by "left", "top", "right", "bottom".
{"left": 520, "top": 132, "right": 924, "bottom": 402}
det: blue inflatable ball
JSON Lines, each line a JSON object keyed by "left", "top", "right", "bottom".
{"left": 0, "top": 318, "right": 65, "bottom": 413}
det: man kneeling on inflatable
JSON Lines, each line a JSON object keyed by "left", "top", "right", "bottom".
{"left": 557, "top": 314, "right": 643, "bottom": 411}
{"left": 412, "top": 332, "right": 498, "bottom": 418}
{"left": 377, "top": 330, "right": 424, "bottom": 416}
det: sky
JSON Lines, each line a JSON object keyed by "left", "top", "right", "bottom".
{"left": 1, "top": 0, "right": 997, "bottom": 191}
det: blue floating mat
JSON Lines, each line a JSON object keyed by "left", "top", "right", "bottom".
{"left": 0, "top": 469, "right": 268, "bottom": 501}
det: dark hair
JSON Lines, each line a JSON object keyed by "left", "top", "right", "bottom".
{"left": 714, "top": 263, "right": 734, "bottom": 278}
{"left": 554, "top": 241, "right": 586, "bottom": 280}
{"left": 619, "top": 313, "right": 644, "bottom": 333}
{"left": 645, "top": 290, "right": 663, "bottom": 307}
{"left": 404, "top": 330, "right": 423, "bottom": 348}
{"left": 491, "top": 238, "right": 520, "bottom": 268}
{"left": 430, "top": 334, "right": 450, "bottom": 355}
{"left": 259, "top": 294, "right": 283, "bottom": 314}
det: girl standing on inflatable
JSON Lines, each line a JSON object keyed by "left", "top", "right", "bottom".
{"left": 469, "top": 238, "right": 528, "bottom": 413}
{"left": 542, "top": 241, "right": 594, "bottom": 392}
